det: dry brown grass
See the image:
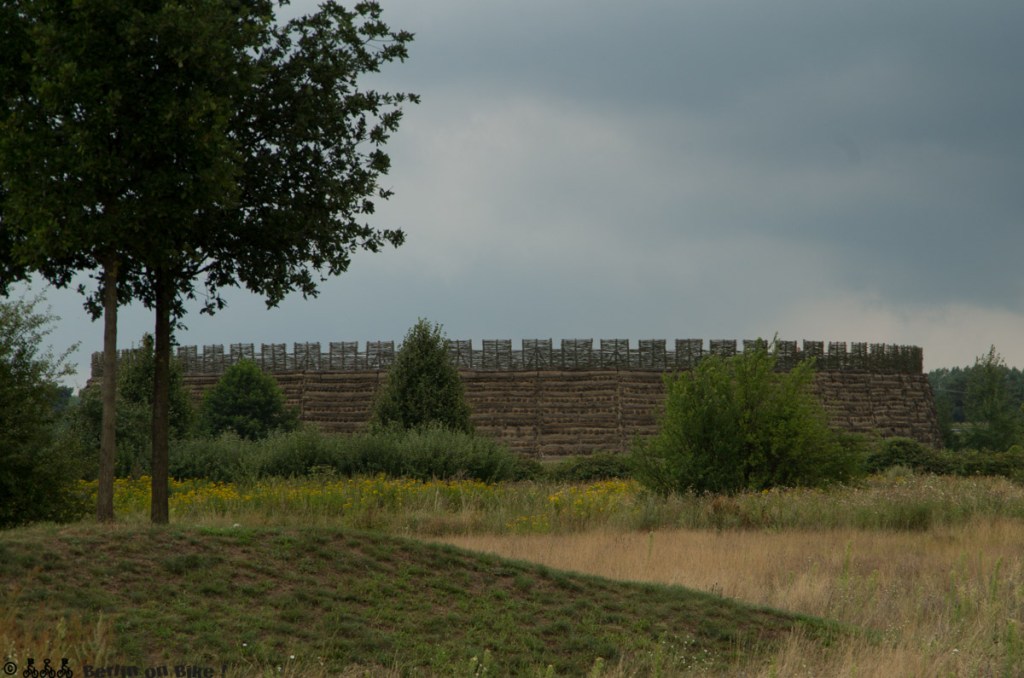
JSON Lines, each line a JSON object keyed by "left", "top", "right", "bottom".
{"left": 438, "top": 519, "right": 1024, "bottom": 676}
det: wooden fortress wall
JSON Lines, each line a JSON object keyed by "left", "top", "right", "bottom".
{"left": 93, "top": 339, "right": 943, "bottom": 456}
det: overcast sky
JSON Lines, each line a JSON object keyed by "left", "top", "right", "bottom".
{"left": 14, "top": 0, "right": 1024, "bottom": 387}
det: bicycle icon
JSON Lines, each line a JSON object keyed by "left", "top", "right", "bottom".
{"left": 7, "top": 658, "right": 73, "bottom": 678}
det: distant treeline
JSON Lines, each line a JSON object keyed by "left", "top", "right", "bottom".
{"left": 928, "top": 347, "right": 1024, "bottom": 451}
{"left": 928, "top": 367, "right": 1024, "bottom": 422}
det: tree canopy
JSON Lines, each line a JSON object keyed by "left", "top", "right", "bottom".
{"left": 0, "top": 0, "right": 416, "bottom": 522}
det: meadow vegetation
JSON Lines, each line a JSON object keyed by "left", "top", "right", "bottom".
{"left": 443, "top": 514, "right": 1024, "bottom": 677}
{"left": 5, "top": 471, "right": 1024, "bottom": 675}
{"left": 6, "top": 312, "right": 1024, "bottom": 675}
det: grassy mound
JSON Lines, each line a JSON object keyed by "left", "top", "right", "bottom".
{"left": 0, "top": 524, "right": 836, "bottom": 675}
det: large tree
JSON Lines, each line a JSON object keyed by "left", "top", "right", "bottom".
{"left": 1, "top": 0, "right": 414, "bottom": 523}
{"left": 0, "top": 0, "right": 162, "bottom": 521}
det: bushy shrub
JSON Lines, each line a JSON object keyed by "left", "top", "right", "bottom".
{"left": 60, "top": 388, "right": 154, "bottom": 478}
{"left": 0, "top": 295, "right": 89, "bottom": 527}
{"left": 169, "top": 433, "right": 264, "bottom": 483}
{"left": 332, "top": 425, "right": 515, "bottom": 482}
{"left": 118, "top": 334, "right": 196, "bottom": 438}
{"left": 199, "top": 360, "right": 297, "bottom": 440}
{"left": 633, "top": 343, "right": 865, "bottom": 495}
{"left": 168, "top": 426, "right": 523, "bottom": 483}
{"left": 60, "top": 333, "right": 195, "bottom": 478}
{"left": 371, "top": 319, "right": 472, "bottom": 432}
{"left": 864, "top": 437, "right": 1024, "bottom": 481}
{"left": 250, "top": 427, "right": 344, "bottom": 479}
{"left": 866, "top": 437, "right": 938, "bottom": 473}
{"left": 928, "top": 446, "right": 1024, "bottom": 480}
{"left": 508, "top": 455, "right": 546, "bottom": 482}
{"left": 549, "top": 452, "right": 634, "bottom": 482}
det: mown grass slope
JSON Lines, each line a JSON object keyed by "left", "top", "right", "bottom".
{"left": 1, "top": 523, "right": 836, "bottom": 675}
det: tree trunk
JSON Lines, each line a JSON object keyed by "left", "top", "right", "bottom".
{"left": 97, "top": 256, "right": 119, "bottom": 523}
{"left": 150, "top": 268, "right": 172, "bottom": 524}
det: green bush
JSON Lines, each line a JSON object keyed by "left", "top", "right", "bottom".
{"left": 863, "top": 437, "right": 1024, "bottom": 481}
{"left": 60, "top": 389, "right": 154, "bottom": 478}
{"left": 168, "top": 426, "right": 522, "bottom": 483}
{"left": 866, "top": 437, "right": 938, "bottom": 473}
{"left": 59, "top": 333, "right": 196, "bottom": 478}
{"left": 333, "top": 426, "right": 515, "bottom": 482}
{"left": 370, "top": 318, "right": 472, "bottom": 433}
{"left": 508, "top": 455, "right": 546, "bottom": 482}
{"left": 199, "top": 360, "right": 297, "bottom": 440}
{"left": 251, "top": 427, "right": 344, "bottom": 479}
{"left": 0, "top": 295, "right": 89, "bottom": 527}
{"left": 169, "top": 433, "right": 263, "bottom": 483}
{"left": 633, "top": 343, "right": 865, "bottom": 495}
{"left": 548, "top": 452, "right": 634, "bottom": 482}
{"left": 928, "top": 446, "right": 1024, "bottom": 480}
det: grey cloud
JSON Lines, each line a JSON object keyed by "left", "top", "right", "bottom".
{"left": 29, "top": 0, "right": 1024, "bottom": 386}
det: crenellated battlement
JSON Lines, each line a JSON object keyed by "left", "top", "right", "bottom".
{"left": 90, "top": 338, "right": 924, "bottom": 377}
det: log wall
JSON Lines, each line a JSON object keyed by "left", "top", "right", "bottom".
{"left": 96, "top": 338, "right": 941, "bottom": 456}
{"left": 177, "top": 368, "right": 941, "bottom": 456}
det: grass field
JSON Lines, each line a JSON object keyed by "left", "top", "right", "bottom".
{"left": 3, "top": 470, "right": 1023, "bottom": 676}
{"left": 442, "top": 520, "right": 1024, "bottom": 675}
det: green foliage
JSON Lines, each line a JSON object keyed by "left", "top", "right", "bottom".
{"left": 866, "top": 437, "right": 937, "bottom": 473}
{"left": 336, "top": 426, "right": 512, "bottom": 482}
{"left": 910, "top": 446, "right": 1024, "bottom": 480}
{"left": 963, "top": 346, "right": 1022, "bottom": 451}
{"left": 0, "top": 0, "right": 264, "bottom": 313}
{"left": 2, "top": 0, "right": 415, "bottom": 522}
{"left": 168, "top": 426, "right": 522, "bottom": 484}
{"left": 371, "top": 319, "right": 473, "bottom": 433}
{"left": 206, "top": 2, "right": 416, "bottom": 310}
{"left": 936, "top": 446, "right": 1024, "bottom": 481}
{"left": 865, "top": 436, "right": 1024, "bottom": 481}
{"left": 633, "top": 343, "right": 864, "bottom": 495}
{"left": 508, "top": 455, "right": 546, "bottom": 482}
{"left": 118, "top": 334, "right": 195, "bottom": 439}
{"left": 169, "top": 432, "right": 267, "bottom": 484}
{"left": 0, "top": 295, "right": 87, "bottom": 527}
{"left": 549, "top": 453, "right": 634, "bottom": 483}
{"left": 928, "top": 349, "right": 1024, "bottom": 451}
{"left": 60, "top": 334, "right": 195, "bottom": 477}
{"left": 199, "top": 360, "right": 297, "bottom": 440}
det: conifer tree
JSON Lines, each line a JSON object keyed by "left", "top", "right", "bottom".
{"left": 371, "top": 319, "right": 473, "bottom": 433}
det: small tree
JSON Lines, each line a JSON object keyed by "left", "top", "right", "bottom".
{"left": 964, "top": 346, "right": 1022, "bottom": 451}
{"left": 0, "top": 294, "right": 85, "bottom": 527}
{"left": 199, "top": 360, "right": 297, "bottom": 440}
{"left": 633, "top": 342, "right": 863, "bottom": 495}
{"left": 371, "top": 319, "right": 472, "bottom": 433}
